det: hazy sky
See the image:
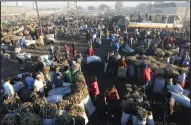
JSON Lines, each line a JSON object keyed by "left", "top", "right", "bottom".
{"left": 2, "top": 1, "right": 186, "bottom": 9}
{"left": 2, "top": 1, "right": 144, "bottom": 9}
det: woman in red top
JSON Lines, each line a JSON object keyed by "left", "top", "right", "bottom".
{"left": 64, "top": 45, "right": 70, "bottom": 56}
{"left": 87, "top": 46, "right": 94, "bottom": 56}
{"left": 89, "top": 76, "right": 100, "bottom": 104}
{"left": 104, "top": 85, "right": 120, "bottom": 118}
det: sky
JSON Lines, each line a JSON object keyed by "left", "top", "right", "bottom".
{"left": 2, "top": 1, "right": 186, "bottom": 9}
{"left": 2, "top": 1, "right": 146, "bottom": 9}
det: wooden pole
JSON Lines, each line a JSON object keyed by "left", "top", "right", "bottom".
{"left": 76, "top": 2, "right": 79, "bottom": 35}
{"left": 35, "top": 1, "right": 42, "bottom": 34}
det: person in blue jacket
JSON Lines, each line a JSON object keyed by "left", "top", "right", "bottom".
{"left": 19, "top": 36, "right": 25, "bottom": 49}
{"left": 113, "top": 41, "right": 119, "bottom": 54}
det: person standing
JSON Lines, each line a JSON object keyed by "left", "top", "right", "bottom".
{"left": 54, "top": 46, "right": 61, "bottom": 63}
{"left": 33, "top": 75, "right": 44, "bottom": 97}
{"left": 54, "top": 67, "right": 62, "bottom": 87}
{"left": 142, "top": 64, "right": 155, "bottom": 93}
{"left": 2, "top": 77, "right": 15, "bottom": 98}
{"left": 163, "top": 92, "right": 175, "bottom": 125}
{"left": 89, "top": 76, "right": 100, "bottom": 105}
{"left": 64, "top": 45, "right": 70, "bottom": 57}
{"left": 19, "top": 36, "right": 25, "bottom": 49}
{"left": 177, "top": 69, "right": 187, "bottom": 88}
{"left": 72, "top": 42, "right": 77, "bottom": 57}
{"left": 104, "top": 85, "right": 120, "bottom": 118}
{"left": 25, "top": 73, "right": 35, "bottom": 90}
{"left": 87, "top": 46, "right": 94, "bottom": 56}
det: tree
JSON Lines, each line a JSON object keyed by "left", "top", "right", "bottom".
{"left": 115, "top": 1, "right": 123, "bottom": 13}
{"left": 87, "top": 6, "right": 96, "bottom": 11}
{"left": 99, "top": 4, "right": 109, "bottom": 11}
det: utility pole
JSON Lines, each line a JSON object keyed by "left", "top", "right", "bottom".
{"left": 67, "top": 1, "right": 79, "bottom": 35}
{"left": 35, "top": 1, "right": 42, "bottom": 34}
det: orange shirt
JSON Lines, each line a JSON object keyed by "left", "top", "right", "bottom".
{"left": 119, "top": 61, "right": 127, "bottom": 67}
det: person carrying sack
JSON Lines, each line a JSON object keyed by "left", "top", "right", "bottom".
{"left": 142, "top": 64, "right": 155, "bottom": 94}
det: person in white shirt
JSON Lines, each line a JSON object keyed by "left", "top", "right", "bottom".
{"left": 34, "top": 75, "right": 44, "bottom": 93}
{"left": 2, "top": 77, "right": 14, "bottom": 98}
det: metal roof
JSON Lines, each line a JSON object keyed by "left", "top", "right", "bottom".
{"left": 154, "top": 2, "right": 190, "bottom": 8}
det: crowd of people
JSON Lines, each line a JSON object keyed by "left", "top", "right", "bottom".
{"left": 1, "top": 14, "right": 190, "bottom": 125}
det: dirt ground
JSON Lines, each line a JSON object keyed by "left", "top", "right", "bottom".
{"left": 1, "top": 35, "right": 190, "bottom": 125}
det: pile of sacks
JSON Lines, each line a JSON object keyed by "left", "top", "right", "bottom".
{"left": 1, "top": 72, "right": 95, "bottom": 125}
{"left": 121, "top": 84, "right": 154, "bottom": 125}
{"left": 167, "top": 84, "right": 190, "bottom": 108}
{"left": 126, "top": 55, "right": 188, "bottom": 78}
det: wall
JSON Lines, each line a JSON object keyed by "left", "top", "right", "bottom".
{"left": 176, "top": 7, "right": 190, "bottom": 21}
{"left": 154, "top": 7, "right": 177, "bottom": 14}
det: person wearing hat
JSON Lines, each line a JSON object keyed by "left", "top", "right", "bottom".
{"left": 33, "top": 74, "right": 44, "bottom": 96}
{"left": 2, "top": 77, "right": 15, "bottom": 98}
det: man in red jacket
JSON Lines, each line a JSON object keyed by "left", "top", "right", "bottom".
{"left": 142, "top": 64, "right": 155, "bottom": 94}
{"left": 89, "top": 76, "right": 100, "bottom": 105}
{"left": 87, "top": 46, "right": 94, "bottom": 56}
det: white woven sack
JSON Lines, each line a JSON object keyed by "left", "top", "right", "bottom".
{"left": 104, "top": 62, "right": 108, "bottom": 73}
{"left": 121, "top": 112, "right": 131, "bottom": 125}
{"left": 146, "top": 114, "right": 155, "bottom": 125}
{"left": 77, "top": 102, "right": 89, "bottom": 125}
{"left": 42, "top": 118, "right": 56, "bottom": 125}
{"left": 82, "top": 95, "right": 96, "bottom": 117}
{"left": 137, "top": 117, "right": 147, "bottom": 125}
{"left": 118, "top": 66, "right": 127, "bottom": 78}
{"left": 13, "top": 82, "right": 25, "bottom": 93}
{"left": 153, "top": 76, "right": 165, "bottom": 94}
{"left": 57, "top": 110, "right": 67, "bottom": 116}
{"left": 86, "top": 56, "right": 101, "bottom": 64}
{"left": 167, "top": 84, "right": 183, "bottom": 94}
{"left": 46, "top": 95, "right": 63, "bottom": 103}
{"left": 48, "top": 86, "right": 71, "bottom": 96}
{"left": 171, "top": 92, "right": 190, "bottom": 108}
{"left": 183, "top": 89, "right": 190, "bottom": 97}
{"left": 62, "top": 82, "right": 72, "bottom": 87}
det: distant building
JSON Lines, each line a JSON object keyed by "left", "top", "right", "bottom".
{"left": 153, "top": 2, "right": 190, "bottom": 21}
{"left": 1, "top": 5, "right": 26, "bottom": 15}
